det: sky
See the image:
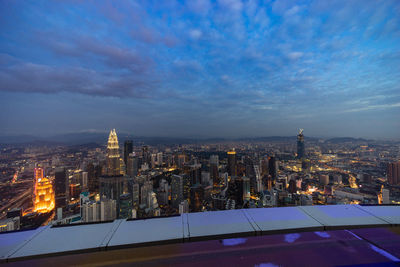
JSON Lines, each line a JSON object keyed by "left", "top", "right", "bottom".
{"left": 0, "top": 0, "right": 399, "bottom": 139}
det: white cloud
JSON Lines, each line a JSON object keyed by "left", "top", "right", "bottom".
{"left": 187, "top": 0, "right": 212, "bottom": 15}
{"left": 344, "top": 102, "right": 400, "bottom": 113}
{"left": 189, "top": 29, "right": 203, "bottom": 40}
{"left": 287, "top": 52, "right": 303, "bottom": 60}
{"left": 218, "top": 0, "right": 243, "bottom": 11}
{"left": 285, "top": 5, "right": 300, "bottom": 17}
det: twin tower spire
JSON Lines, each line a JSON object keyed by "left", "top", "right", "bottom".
{"left": 107, "top": 129, "right": 121, "bottom": 176}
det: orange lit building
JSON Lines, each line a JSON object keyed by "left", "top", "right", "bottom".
{"left": 34, "top": 167, "right": 44, "bottom": 181}
{"left": 33, "top": 168, "right": 55, "bottom": 213}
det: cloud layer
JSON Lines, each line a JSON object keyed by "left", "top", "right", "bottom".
{"left": 0, "top": 0, "right": 399, "bottom": 138}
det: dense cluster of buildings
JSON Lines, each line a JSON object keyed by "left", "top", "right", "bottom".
{"left": 1, "top": 129, "right": 400, "bottom": 231}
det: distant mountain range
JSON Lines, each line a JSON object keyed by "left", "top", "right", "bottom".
{"left": 0, "top": 132, "right": 395, "bottom": 146}
{"left": 324, "top": 137, "right": 371, "bottom": 143}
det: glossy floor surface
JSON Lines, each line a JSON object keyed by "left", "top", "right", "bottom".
{"left": 6, "top": 227, "right": 400, "bottom": 267}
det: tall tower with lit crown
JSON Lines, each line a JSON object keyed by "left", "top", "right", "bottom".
{"left": 107, "top": 129, "right": 121, "bottom": 176}
{"left": 297, "top": 129, "right": 305, "bottom": 159}
{"left": 227, "top": 149, "right": 237, "bottom": 176}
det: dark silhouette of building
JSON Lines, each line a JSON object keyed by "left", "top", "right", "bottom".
{"left": 227, "top": 177, "right": 244, "bottom": 207}
{"left": 186, "top": 164, "right": 201, "bottom": 185}
{"left": 297, "top": 129, "right": 305, "bottom": 159}
{"left": 183, "top": 174, "right": 191, "bottom": 201}
{"left": 227, "top": 150, "right": 237, "bottom": 176}
{"left": 99, "top": 175, "right": 125, "bottom": 216}
{"left": 126, "top": 153, "right": 139, "bottom": 177}
{"left": 288, "top": 179, "right": 297, "bottom": 194}
{"left": 209, "top": 155, "right": 219, "bottom": 183}
{"left": 268, "top": 156, "right": 277, "bottom": 181}
{"left": 87, "top": 163, "right": 101, "bottom": 193}
{"left": 190, "top": 186, "right": 204, "bottom": 212}
{"left": 55, "top": 168, "right": 67, "bottom": 209}
{"left": 244, "top": 156, "right": 257, "bottom": 194}
{"left": 142, "top": 146, "right": 150, "bottom": 165}
{"left": 387, "top": 161, "right": 400, "bottom": 185}
{"left": 124, "top": 140, "right": 133, "bottom": 166}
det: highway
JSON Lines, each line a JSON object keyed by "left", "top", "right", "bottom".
{"left": 0, "top": 188, "right": 32, "bottom": 219}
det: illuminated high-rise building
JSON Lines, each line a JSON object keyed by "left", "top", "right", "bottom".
{"left": 227, "top": 149, "right": 237, "bottom": 176}
{"left": 297, "top": 129, "right": 305, "bottom": 159}
{"left": 33, "top": 168, "right": 55, "bottom": 213}
{"left": 107, "top": 129, "right": 121, "bottom": 176}
{"left": 171, "top": 174, "right": 183, "bottom": 208}
{"left": 34, "top": 167, "right": 44, "bottom": 181}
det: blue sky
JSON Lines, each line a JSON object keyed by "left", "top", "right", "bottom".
{"left": 0, "top": 0, "right": 399, "bottom": 139}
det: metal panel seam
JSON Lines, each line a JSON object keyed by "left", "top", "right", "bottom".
{"left": 6, "top": 225, "right": 50, "bottom": 260}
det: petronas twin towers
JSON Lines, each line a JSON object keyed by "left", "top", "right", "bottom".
{"left": 106, "top": 129, "right": 121, "bottom": 176}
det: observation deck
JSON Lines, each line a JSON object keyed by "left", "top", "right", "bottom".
{"left": 1, "top": 205, "right": 400, "bottom": 266}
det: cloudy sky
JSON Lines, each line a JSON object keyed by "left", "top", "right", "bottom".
{"left": 0, "top": 0, "right": 399, "bottom": 139}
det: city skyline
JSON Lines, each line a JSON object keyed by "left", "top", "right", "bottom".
{"left": 1, "top": 0, "right": 400, "bottom": 138}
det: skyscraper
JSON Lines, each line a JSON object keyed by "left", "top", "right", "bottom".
{"left": 54, "top": 168, "right": 67, "bottom": 210}
{"left": 182, "top": 174, "right": 191, "bottom": 201}
{"left": 126, "top": 153, "right": 139, "bottom": 177}
{"left": 124, "top": 140, "right": 133, "bottom": 167}
{"left": 34, "top": 167, "right": 44, "bottom": 182}
{"left": 100, "top": 199, "right": 117, "bottom": 221}
{"left": 99, "top": 175, "right": 125, "bottom": 206}
{"left": 33, "top": 168, "right": 55, "bottom": 213}
{"left": 190, "top": 186, "right": 204, "bottom": 212}
{"left": 106, "top": 129, "right": 121, "bottom": 176}
{"left": 268, "top": 156, "right": 277, "bottom": 181}
{"left": 142, "top": 146, "right": 150, "bottom": 165}
{"left": 157, "top": 152, "right": 163, "bottom": 166}
{"left": 254, "top": 165, "right": 263, "bottom": 192}
{"left": 81, "top": 171, "right": 88, "bottom": 191}
{"left": 87, "top": 162, "right": 101, "bottom": 193}
{"left": 387, "top": 161, "right": 400, "bottom": 185}
{"left": 227, "top": 149, "right": 237, "bottom": 176}
{"left": 297, "top": 129, "right": 305, "bottom": 159}
{"left": 131, "top": 182, "right": 140, "bottom": 208}
{"left": 82, "top": 201, "right": 100, "bottom": 223}
{"left": 100, "top": 129, "right": 126, "bottom": 217}
{"left": 187, "top": 163, "right": 201, "bottom": 185}
{"left": 119, "top": 193, "right": 133, "bottom": 219}
{"left": 242, "top": 177, "right": 250, "bottom": 202}
{"left": 210, "top": 155, "right": 219, "bottom": 182}
{"left": 171, "top": 174, "right": 183, "bottom": 208}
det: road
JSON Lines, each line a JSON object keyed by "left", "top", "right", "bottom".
{"left": 0, "top": 189, "right": 32, "bottom": 219}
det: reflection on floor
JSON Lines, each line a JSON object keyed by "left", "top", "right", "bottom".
{"left": 7, "top": 227, "right": 400, "bottom": 267}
